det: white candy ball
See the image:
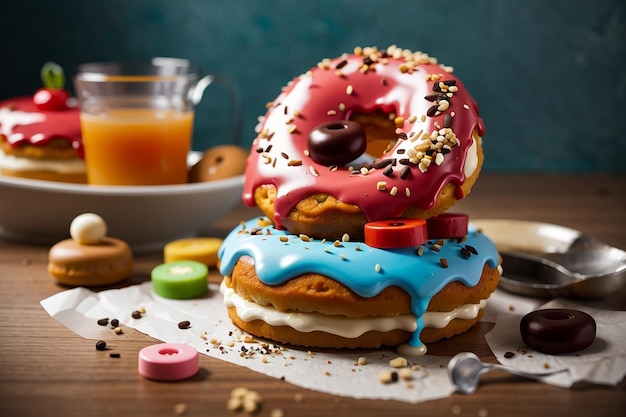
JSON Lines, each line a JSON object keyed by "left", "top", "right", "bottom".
{"left": 70, "top": 213, "right": 107, "bottom": 245}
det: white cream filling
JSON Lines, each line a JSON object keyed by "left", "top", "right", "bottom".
{"left": 463, "top": 136, "right": 479, "bottom": 178}
{"left": 0, "top": 150, "right": 86, "bottom": 174}
{"left": 221, "top": 280, "right": 487, "bottom": 339}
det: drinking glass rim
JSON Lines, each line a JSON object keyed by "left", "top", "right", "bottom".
{"left": 75, "top": 58, "right": 201, "bottom": 83}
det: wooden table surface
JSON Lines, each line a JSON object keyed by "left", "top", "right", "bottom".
{"left": 1, "top": 173, "right": 625, "bottom": 417}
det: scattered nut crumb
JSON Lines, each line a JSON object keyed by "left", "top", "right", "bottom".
{"left": 451, "top": 404, "right": 462, "bottom": 415}
{"left": 173, "top": 403, "right": 187, "bottom": 415}
{"left": 389, "top": 357, "right": 408, "bottom": 368}
{"left": 357, "top": 357, "right": 367, "bottom": 366}
{"left": 270, "top": 408, "right": 284, "bottom": 417}
{"left": 294, "top": 393, "right": 304, "bottom": 403}
{"left": 228, "top": 387, "right": 262, "bottom": 414}
{"left": 478, "top": 408, "right": 489, "bottom": 417}
{"left": 398, "top": 368, "right": 413, "bottom": 381}
{"left": 379, "top": 370, "right": 399, "bottom": 384}
{"left": 113, "top": 326, "right": 123, "bottom": 335}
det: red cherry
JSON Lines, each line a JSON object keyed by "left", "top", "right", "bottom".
{"left": 364, "top": 218, "right": 428, "bottom": 249}
{"left": 426, "top": 213, "right": 469, "bottom": 239}
{"left": 33, "top": 88, "right": 70, "bottom": 111}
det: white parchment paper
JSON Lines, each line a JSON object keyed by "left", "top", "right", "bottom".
{"left": 40, "top": 284, "right": 626, "bottom": 402}
{"left": 41, "top": 282, "right": 455, "bottom": 403}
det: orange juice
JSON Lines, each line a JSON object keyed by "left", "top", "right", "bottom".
{"left": 80, "top": 109, "right": 193, "bottom": 185}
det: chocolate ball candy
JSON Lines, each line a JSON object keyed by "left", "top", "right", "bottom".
{"left": 308, "top": 120, "right": 366, "bottom": 166}
{"left": 520, "top": 309, "right": 596, "bottom": 355}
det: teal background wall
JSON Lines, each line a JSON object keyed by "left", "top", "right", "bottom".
{"left": 1, "top": 0, "right": 624, "bottom": 172}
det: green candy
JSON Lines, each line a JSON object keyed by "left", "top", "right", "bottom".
{"left": 151, "top": 260, "right": 208, "bottom": 299}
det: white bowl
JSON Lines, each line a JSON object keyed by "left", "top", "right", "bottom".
{"left": 0, "top": 174, "right": 244, "bottom": 252}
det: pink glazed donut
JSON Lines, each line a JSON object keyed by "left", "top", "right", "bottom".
{"left": 138, "top": 343, "right": 199, "bottom": 381}
{"left": 244, "top": 45, "right": 485, "bottom": 240}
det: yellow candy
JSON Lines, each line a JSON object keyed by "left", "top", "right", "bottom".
{"left": 164, "top": 237, "right": 223, "bottom": 267}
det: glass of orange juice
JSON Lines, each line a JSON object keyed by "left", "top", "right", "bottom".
{"left": 74, "top": 59, "right": 236, "bottom": 186}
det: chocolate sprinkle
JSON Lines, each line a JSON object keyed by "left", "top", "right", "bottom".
{"left": 335, "top": 59, "right": 348, "bottom": 69}
{"left": 465, "top": 244, "right": 478, "bottom": 255}
{"left": 372, "top": 158, "right": 394, "bottom": 169}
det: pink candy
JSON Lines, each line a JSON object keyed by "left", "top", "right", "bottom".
{"left": 138, "top": 343, "right": 199, "bottom": 381}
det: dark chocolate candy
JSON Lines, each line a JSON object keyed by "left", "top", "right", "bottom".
{"left": 520, "top": 309, "right": 596, "bottom": 355}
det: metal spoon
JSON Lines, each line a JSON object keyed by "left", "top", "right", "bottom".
{"left": 500, "top": 241, "right": 626, "bottom": 299}
{"left": 471, "top": 220, "right": 626, "bottom": 299}
{"left": 448, "top": 352, "right": 566, "bottom": 395}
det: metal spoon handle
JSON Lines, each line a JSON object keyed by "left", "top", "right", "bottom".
{"left": 489, "top": 363, "right": 566, "bottom": 379}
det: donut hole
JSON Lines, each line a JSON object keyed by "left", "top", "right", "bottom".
{"left": 158, "top": 347, "right": 180, "bottom": 355}
{"left": 541, "top": 311, "right": 574, "bottom": 321}
{"left": 349, "top": 109, "right": 398, "bottom": 158}
{"left": 326, "top": 122, "right": 350, "bottom": 131}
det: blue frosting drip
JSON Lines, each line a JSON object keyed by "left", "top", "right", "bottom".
{"left": 218, "top": 217, "right": 500, "bottom": 347}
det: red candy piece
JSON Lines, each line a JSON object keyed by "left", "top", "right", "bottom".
{"left": 426, "top": 213, "right": 469, "bottom": 239}
{"left": 364, "top": 218, "right": 428, "bottom": 249}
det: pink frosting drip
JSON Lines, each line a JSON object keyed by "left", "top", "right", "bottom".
{"left": 243, "top": 50, "right": 484, "bottom": 230}
{"left": 0, "top": 96, "right": 84, "bottom": 158}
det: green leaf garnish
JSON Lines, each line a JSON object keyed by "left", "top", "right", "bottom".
{"left": 40, "top": 61, "right": 65, "bottom": 90}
